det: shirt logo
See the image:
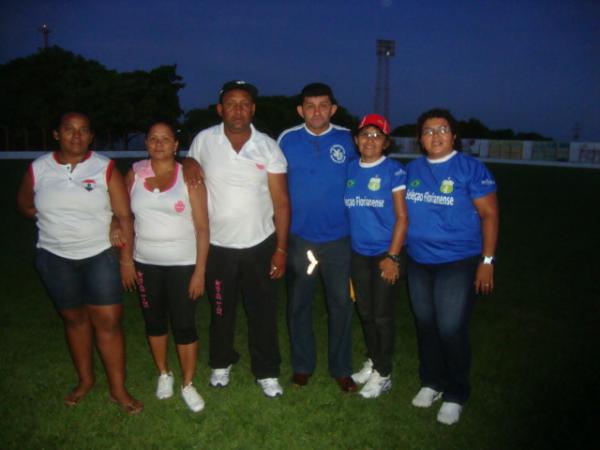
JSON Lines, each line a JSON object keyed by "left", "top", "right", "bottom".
{"left": 255, "top": 163, "right": 265, "bottom": 170}
{"left": 410, "top": 179, "right": 421, "bottom": 188}
{"left": 368, "top": 176, "right": 381, "bottom": 191}
{"left": 440, "top": 178, "right": 454, "bottom": 194}
{"left": 347, "top": 179, "right": 356, "bottom": 188}
{"left": 83, "top": 179, "right": 96, "bottom": 191}
{"left": 330, "top": 145, "right": 346, "bottom": 163}
{"left": 174, "top": 200, "right": 185, "bottom": 213}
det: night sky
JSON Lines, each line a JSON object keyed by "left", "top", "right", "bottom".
{"left": 2, "top": 0, "right": 599, "bottom": 141}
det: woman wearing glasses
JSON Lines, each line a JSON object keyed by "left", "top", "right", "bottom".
{"left": 344, "top": 114, "right": 408, "bottom": 399}
{"left": 405, "top": 108, "right": 498, "bottom": 424}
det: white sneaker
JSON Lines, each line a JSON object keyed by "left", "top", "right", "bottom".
{"left": 210, "top": 365, "right": 232, "bottom": 387}
{"left": 351, "top": 359, "right": 373, "bottom": 384}
{"left": 256, "top": 378, "right": 283, "bottom": 398}
{"left": 156, "top": 372, "right": 174, "bottom": 399}
{"left": 411, "top": 387, "right": 442, "bottom": 408}
{"left": 437, "top": 402, "right": 463, "bottom": 425}
{"left": 181, "top": 384, "right": 205, "bottom": 413}
{"left": 359, "top": 370, "right": 391, "bottom": 399}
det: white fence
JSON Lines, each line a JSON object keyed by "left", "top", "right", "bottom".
{"left": 2, "top": 140, "right": 600, "bottom": 169}
{"left": 390, "top": 138, "right": 600, "bottom": 168}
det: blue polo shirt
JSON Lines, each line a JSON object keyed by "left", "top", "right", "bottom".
{"left": 405, "top": 151, "right": 496, "bottom": 264}
{"left": 278, "top": 124, "right": 358, "bottom": 243}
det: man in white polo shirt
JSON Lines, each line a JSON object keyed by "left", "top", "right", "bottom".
{"left": 184, "top": 81, "right": 290, "bottom": 397}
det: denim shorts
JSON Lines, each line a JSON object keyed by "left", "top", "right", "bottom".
{"left": 35, "top": 247, "right": 123, "bottom": 310}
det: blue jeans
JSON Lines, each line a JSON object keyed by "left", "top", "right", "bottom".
{"left": 286, "top": 235, "right": 353, "bottom": 378}
{"left": 35, "top": 247, "right": 122, "bottom": 310}
{"left": 407, "top": 255, "right": 479, "bottom": 404}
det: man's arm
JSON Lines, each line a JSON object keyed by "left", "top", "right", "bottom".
{"left": 267, "top": 172, "right": 290, "bottom": 280}
{"left": 181, "top": 157, "right": 205, "bottom": 187}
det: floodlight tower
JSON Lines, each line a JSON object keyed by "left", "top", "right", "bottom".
{"left": 39, "top": 24, "right": 51, "bottom": 49}
{"left": 374, "top": 39, "right": 395, "bottom": 120}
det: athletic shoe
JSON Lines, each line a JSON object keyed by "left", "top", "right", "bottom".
{"left": 210, "top": 365, "right": 232, "bottom": 387}
{"left": 156, "top": 372, "right": 174, "bottom": 399}
{"left": 351, "top": 359, "right": 373, "bottom": 384}
{"left": 359, "top": 370, "right": 391, "bottom": 399}
{"left": 437, "top": 402, "right": 463, "bottom": 425}
{"left": 411, "top": 387, "right": 442, "bottom": 408}
{"left": 181, "top": 384, "right": 205, "bottom": 413}
{"left": 257, "top": 378, "right": 283, "bottom": 397}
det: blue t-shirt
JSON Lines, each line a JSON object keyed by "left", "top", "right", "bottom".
{"left": 278, "top": 124, "right": 358, "bottom": 242}
{"left": 344, "top": 157, "right": 407, "bottom": 256}
{"left": 405, "top": 151, "right": 496, "bottom": 264}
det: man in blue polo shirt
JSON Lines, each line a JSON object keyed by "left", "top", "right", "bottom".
{"left": 277, "top": 83, "right": 358, "bottom": 392}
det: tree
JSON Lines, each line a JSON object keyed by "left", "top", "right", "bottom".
{"left": 0, "top": 46, "right": 184, "bottom": 150}
{"left": 391, "top": 117, "right": 550, "bottom": 141}
{"left": 0, "top": 46, "right": 110, "bottom": 149}
{"left": 182, "top": 95, "right": 359, "bottom": 142}
{"left": 391, "top": 124, "right": 416, "bottom": 137}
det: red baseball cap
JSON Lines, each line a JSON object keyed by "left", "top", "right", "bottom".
{"left": 358, "top": 114, "right": 391, "bottom": 135}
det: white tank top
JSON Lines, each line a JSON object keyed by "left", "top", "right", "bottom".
{"left": 32, "top": 151, "right": 113, "bottom": 259}
{"left": 130, "top": 160, "right": 196, "bottom": 265}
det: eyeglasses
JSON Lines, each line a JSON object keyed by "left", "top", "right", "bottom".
{"left": 422, "top": 126, "right": 451, "bottom": 137}
{"left": 358, "top": 130, "right": 385, "bottom": 139}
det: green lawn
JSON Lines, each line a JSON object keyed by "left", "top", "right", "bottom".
{"left": 0, "top": 159, "right": 598, "bottom": 450}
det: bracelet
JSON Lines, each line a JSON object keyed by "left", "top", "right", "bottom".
{"left": 120, "top": 260, "right": 134, "bottom": 266}
{"left": 275, "top": 247, "right": 287, "bottom": 255}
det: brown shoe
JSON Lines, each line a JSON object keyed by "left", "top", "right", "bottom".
{"left": 291, "top": 373, "right": 311, "bottom": 387}
{"left": 335, "top": 376, "right": 358, "bottom": 393}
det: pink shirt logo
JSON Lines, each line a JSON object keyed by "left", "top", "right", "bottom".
{"left": 255, "top": 163, "right": 265, "bottom": 170}
{"left": 174, "top": 200, "right": 185, "bottom": 213}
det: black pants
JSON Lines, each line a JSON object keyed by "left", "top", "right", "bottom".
{"left": 351, "top": 251, "right": 402, "bottom": 377}
{"left": 205, "top": 234, "right": 281, "bottom": 379}
{"left": 135, "top": 262, "right": 198, "bottom": 345}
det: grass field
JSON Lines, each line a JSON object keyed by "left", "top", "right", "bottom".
{"left": 0, "top": 159, "right": 598, "bottom": 450}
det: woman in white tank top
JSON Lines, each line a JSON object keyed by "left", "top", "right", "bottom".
{"left": 126, "top": 121, "right": 209, "bottom": 413}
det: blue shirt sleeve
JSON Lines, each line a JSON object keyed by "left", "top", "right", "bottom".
{"left": 468, "top": 160, "right": 496, "bottom": 199}
{"left": 390, "top": 161, "right": 407, "bottom": 191}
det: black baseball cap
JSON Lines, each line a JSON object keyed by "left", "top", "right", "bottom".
{"left": 219, "top": 80, "right": 258, "bottom": 102}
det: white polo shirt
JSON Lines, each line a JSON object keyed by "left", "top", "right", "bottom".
{"left": 187, "top": 123, "right": 287, "bottom": 249}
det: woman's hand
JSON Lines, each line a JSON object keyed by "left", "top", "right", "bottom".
{"left": 109, "top": 216, "right": 126, "bottom": 248}
{"left": 120, "top": 263, "right": 137, "bottom": 292}
{"left": 474, "top": 262, "right": 494, "bottom": 295}
{"left": 379, "top": 257, "right": 400, "bottom": 284}
{"left": 188, "top": 269, "right": 205, "bottom": 300}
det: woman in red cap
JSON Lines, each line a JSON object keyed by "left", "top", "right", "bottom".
{"left": 343, "top": 114, "right": 408, "bottom": 398}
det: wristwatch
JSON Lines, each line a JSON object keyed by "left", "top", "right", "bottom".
{"left": 481, "top": 255, "right": 495, "bottom": 265}
{"left": 385, "top": 253, "right": 401, "bottom": 264}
